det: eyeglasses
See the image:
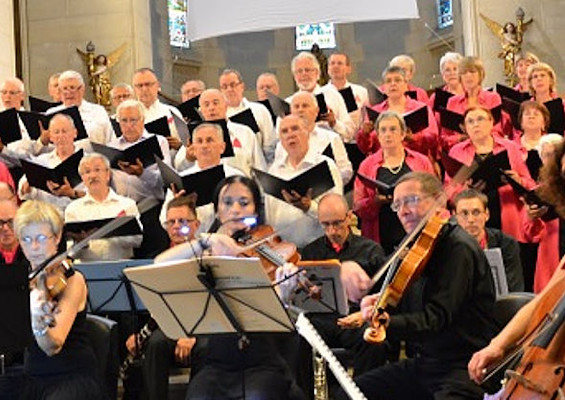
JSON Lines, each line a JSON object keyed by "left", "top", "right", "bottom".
{"left": 465, "top": 116, "right": 489, "bottom": 126}
{"left": 119, "top": 117, "right": 141, "bottom": 125}
{"left": 390, "top": 195, "right": 429, "bottom": 213}
{"left": 384, "top": 77, "right": 405, "bottom": 84}
{"left": 112, "top": 94, "right": 132, "bottom": 101}
{"left": 0, "top": 90, "right": 21, "bottom": 96}
{"left": 320, "top": 218, "right": 347, "bottom": 230}
{"left": 0, "top": 219, "right": 13, "bottom": 228}
{"left": 81, "top": 167, "right": 108, "bottom": 175}
{"left": 59, "top": 85, "right": 82, "bottom": 93}
{"left": 294, "top": 68, "right": 317, "bottom": 75}
{"left": 456, "top": 209, "right": 484, "bottom": 219}
{"left": 164, "top": 218, "right": 196, "bottom": 227}
{"left": 220, "top": 82, "right": 241, "bottom": 90}
{"left": 20, "top": 234, "right": 54, "bottom": 245}
{"left": 133, "top": 81, "right": 157, "bottom": 89}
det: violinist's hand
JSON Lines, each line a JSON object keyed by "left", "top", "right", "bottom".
{"left": 468, "top": 343, "right": 505, "bottom": 384}
{"left": 30, "top": 286, "right": 57, "bottom": 333}
{"left": 200, "top": 233, "right": 241, "bottom": 256}
{"left": 340, "top": 261, "right": 371, "bottom": 303}
{"left": 360, "top": 293, "right": 380, "bottom": 322}
{"left": 175, "top": 337, "right": 196, "bottom": 363}
{"left": 337, "top": 311, "right": 365, "bottom": 329}
{"left": 281, "top": 188, "right": 312, "bottom": 212}
{"left": 125, "top": 333, "right": 139, "bottom": 356}
{"left": 275, "top": 262, "right": 300, "bottom": 303}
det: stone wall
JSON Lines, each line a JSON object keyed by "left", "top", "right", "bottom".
{"left": 0, "top": 0, "right": 15, "bottom": 81}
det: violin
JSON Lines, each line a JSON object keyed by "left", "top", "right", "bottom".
{"left": 30, "top": 259, "right": 75, "bottom": 301}
{"left": 233, "top": 224, "right": 300, "bottom": 281}
{"left": 364, "top": 213, "right": 448, "bottom": 344}
{"left": 493, "top": 276, "right": 565, "bottom": 398}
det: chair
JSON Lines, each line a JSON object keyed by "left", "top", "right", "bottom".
{"left": 492, "top": 292, "right": 535, "bottom": 330}
{"left": 84, "top": 314, "right": 120, "bottom": 400}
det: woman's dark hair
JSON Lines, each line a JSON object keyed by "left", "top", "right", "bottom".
{"left": 538, "top": 141, "right": 565, "bottom": 218}
{"left": 212, "top": 175, "right": 265, "bottom": 225}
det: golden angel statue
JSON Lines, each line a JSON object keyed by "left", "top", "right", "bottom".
{"left": 76, "top": 41, "right": 127, "bottom": 108}
{"left": 480, "top": 8, "right": 533, "bottom": 85}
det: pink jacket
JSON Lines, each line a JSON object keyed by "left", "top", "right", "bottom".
{"left": 356, "top": 97, "right": 439, "bottom": 159}
{"left": 441, "top": 90, "right": 512, "bottom": 153}
{"left": 446, "top": 137, "right": 535, "bottom": 241}
{"left": 354, "top": 148, "right": 434, "bottom": 244}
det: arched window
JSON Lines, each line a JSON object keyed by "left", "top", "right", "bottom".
{"left": 168, "top": 0, "right": 190, "bottom": 48}
{"left": 295, "top": 23, "right": 336, "bottom": 51}
{"left": 437, "top": 0, "right": 453, "bottom": 29}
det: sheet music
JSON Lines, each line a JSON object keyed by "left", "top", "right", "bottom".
{"left": 484, "top": 248, "right": 508, "bottom": 297}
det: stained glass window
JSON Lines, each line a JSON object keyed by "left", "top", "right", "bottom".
{"left": 295, "top": 23, "right": 336, "bottom": 51}
{"left": 437, "top": 0, "right": 453, "bottom": 29}
{"left": 168, "top": 0, "right": 190, "bottom": 48}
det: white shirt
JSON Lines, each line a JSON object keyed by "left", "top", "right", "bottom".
{"left": 174, "top": 121, "right": 266, "bottom": 176}
{"left": 287, "top": 85, "right": 356, "bottom": 143}
{"left": 265, "top": 148, "right": 343, "bottom": 249}
{"left": 274, "top": 125, "right": 353, "bottom": 185}
{"left": 109, "top": 130, "right": 171, "bottom": 202}
{"left": 142, "top": 99, "right": 184, "bottom": 140}
{"left": 159, "top": 162, "right": 245, "bottom": 234}
{"left": 65, "top": 189, "right": 142, "bottom": 261}
{"left": 48, "top": 100, "right": 116, "bottom": 145}
{"left": 324, "top": 80, "right": 369, "bottom": 132}
{"left": 18, "top": 147, "right": 85, "bottom": 215}
{"left": 227, "top": 98, "right": 277, "bottom": 164}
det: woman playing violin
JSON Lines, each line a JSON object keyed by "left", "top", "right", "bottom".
{"left": 15, "top": 200, "right": 104, "bottom": 399}
{"left": 155, "top": 175, "right": 304, "bottom": 400}
{"left": 338, "top": 172, "right": 498, "bottom": 400}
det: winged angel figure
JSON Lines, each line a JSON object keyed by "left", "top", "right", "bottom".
{"left": 480, "top": 11, "right": 533, "bottom": 83}
{"left": 76, "top": 42, "right": 127, "bottom": 108}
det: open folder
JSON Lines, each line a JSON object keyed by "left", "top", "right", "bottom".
{"left": 252, "top": 161, "right": 335, "bottom": 202}
{"left": 229, "top": 108, "right": 260, "bottom": 133}
{"left": 123, "top": 256, "right": 294, "bottom": 338}
{"left": 356, "top": 172, "right": 395, "bottom": 196}
{"left": 366, "top": 106, "right": 429, "bottom": 134}
{"left": 65, "top": 215, "right": 142, "bottom": 239}
{"left": 19, "top": 106, "right": 89, "bottom": 140}
{"left": 28, "top": 96, "right": 62, "bottom": 113}
{"left": 338, "top": 86, "right": 358, "bottom": 113}
{"left": 91, "top": 135, "right": 164, "bottom": 169}
{"left": 0, "top": 108, "right": 22, "bottom": 144}
{"left": 21, "top": 149, "right": 84, "bottom": 192}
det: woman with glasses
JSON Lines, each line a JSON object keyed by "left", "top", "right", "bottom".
{"left": 446, "top": 106, "right": 534, "bottom": 243}
{"left": 156, "top": 175, "right": 304, "bottom": 400}
{"left": 354, "top": 111, "right": 434, "bottom": 255}
{"left": 15, "top": 200, "right": 104, "bottom": 399}
{"left": 356, "top": 66, "right": 439, "bottom": 161}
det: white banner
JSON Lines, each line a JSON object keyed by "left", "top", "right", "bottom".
{"left": 187, "top": 0, "right": 420, "bottom": 41}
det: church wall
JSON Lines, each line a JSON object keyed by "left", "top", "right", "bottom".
{"left": 0, "top": 0, "right": 16, "bottom": 81}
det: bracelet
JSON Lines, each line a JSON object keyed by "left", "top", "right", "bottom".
{"left": 33, "top": 326, "right": 48, "bottom": 337}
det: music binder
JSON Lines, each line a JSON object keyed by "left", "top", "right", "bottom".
{"left": 187, "top": 119, "right": 235, "bottom": 158}
{"left": 28, "top": 96, "right": 62, "bottom": 113}
{"left": 252, "top": 161, "right": 335, "bottom": 202}
{"left": 338, "top": 86, "right": 358, "bottom": 113}
{"left": 145, "top": 116, "right": 171, "bottom": 137}
{"left": 229, "top": 108, "right": 260, "bottom": 133}
{"left": 543, "top": 98, "right": 565, "bottom": 133}
{"left": 315, "top": 93, "right": 329, "bottom": 121}
{"left": 364, "top": 79, "right": 387, "bottom": 106}
{"left": 432, "top": 88, "right": 454, "bottom": 111}
{"left": 473, "top": 151, "right": 511, "bottom": 191}
{"left": 499, "top": 170, "right": 547, "bottom": 207}
{"left": 365, "top": 106, "right": 429, "bottom": 134}
{"left": 258, "top": 99, "right": 277, "bottom": 124}
{"left": 356, "top": 172, "right": 395, "bottom": 196}
{"left": 155, "top": 158, "right": 226, "bottom": 206}
{"left": 44, "top": 106, "right": 89, "bottom": 140}
{"left": 110, "top": 117, "right": 122, "bottom": 137}
{"left": 176, "top": 95, "right": 202, "bottom": 122}
{"left": 266, "top": 91, "right": 290, "bottom": 118}
{"left": 439, "top": 108, "right": 465, "bottom": 134}
{"left": 0, "top": 108, "right": 22, "bottom": 144}
{"left": 91, "top": 135, "right": 164, "bottom": 169}
{"left": 501, "top": 97, "right": 521, "bottom": 130}
{"left": 123, "top": 256, "right": 294, "bottom": 338}
{"left": 495, "top": 83, "right": 531, "bottom": 103}
{"left": 65, "top": 216, "right": 142, "bottom": 239}
{"left": 21, "top": 149, "right": 84, "bottom": 193}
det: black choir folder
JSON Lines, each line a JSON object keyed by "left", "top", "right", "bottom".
{"left": 187, "top": 119, "right": 235, "bottom": 158}
{"left": 364, "top": 79, "right": 387, "bottom": 106}
{"left": 366, "top": 105, "right": 429, "bottom": 134}
{"left": 21, "top": 149, "right": 84, "bottom": 193}
{"left": 229, "top": 108, "right": 260, "bottom": 133}
{"left": 28, "top": 96, "right": 62, "bottom": 113}
{"left": 439, "top": 105, "right": 502, "bottom": 134}
{"left": 266, "top": 91, "right": 290, "bottom": 118}
{"left": 338, "top": 86, "right": 358, "bottom": 113}
{"left": 0, "top": 108, "right": 22, "bottom": 144}
{"left": 145, "top": 116, "right": 171, "bottom": 137}
{"left": 252, "top": 161, "right": 335, "bottom": 202}
{"left": 65, "top": 216, "right": 142, "bottom": 239}
{"left": 176, "top": 95, "right": 202, "bottom": 122}
{"left": 91, "top": 135, "right": 164, "bottom": 169}
{"left": 19, "top": 106, "right": 88, "bottom": 140}
{"left": 355, "top": 172, "right": 395, "bottom": 196}
{"left": 500, "top": 170, "right": 548, "bottom": 207}
{"left": 445, "top": 151, "right": 511, "bottom": 191}
{"left": 155, "top": 158, "right": 226, "bottom": 206}
{"left": 432, "top": 88, "right": 454, "bottom": 111}
{"left": 495, "top": 83, "right": 531, "bottom": 103}
{"left": 315, "top": 93, "right": 329, "bottom": 120}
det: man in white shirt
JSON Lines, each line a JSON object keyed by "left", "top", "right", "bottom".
{"left": 65, "top": 153, "right": 142, "bottom": 261}
{"left": 324, "top": 52, "right": 368, "bottom": 131}
{"left": 48, "top": 70, "right": 116, "bottom": 146}
{"left": 265, "top": 114, "right": 342, "bottom": 249}
{"left": 132, "top": 68, "right": 184, "bottom": 156}
{"left": 48, "top": 73, "right": 61, "bottom": 102}
{"left": 109, "top": 99, "right": 170, "bottom": 202}
{"left": 160, "top": 123, "right": 244, "bottom": 233}
{"left": 181, "top": 80, "right": 205, "bottom": 103}
{"left": 175, "top": 89, "right": 266, "bottom": 175}
{"left": 274, "top": 91, "right": 353, "bottom": 184}
{"left": 288, "top": 52, "right": 355, "bottom": 143}
{"left": 0, "top": 77, "right": 50, "bottom": 164}
{"left": 110, "top": 83, "right": 134, "bottom": 110}
{"left": 256, "top": 72, "right": 280, "bottom": 101}
{"left": 219, "top": 69, "right": 276, "bottom": 163}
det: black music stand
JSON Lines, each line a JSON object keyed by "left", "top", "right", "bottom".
{"left": 123, "top": 256, "right": 294, "bottom": 348}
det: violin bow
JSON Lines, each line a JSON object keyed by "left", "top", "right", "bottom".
{"left": 29, "top": 197, "right": 159, "bottom": 280}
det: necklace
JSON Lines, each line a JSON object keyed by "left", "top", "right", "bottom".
{"left": 384, "top": 153, "right": 405, "bottom": 174}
